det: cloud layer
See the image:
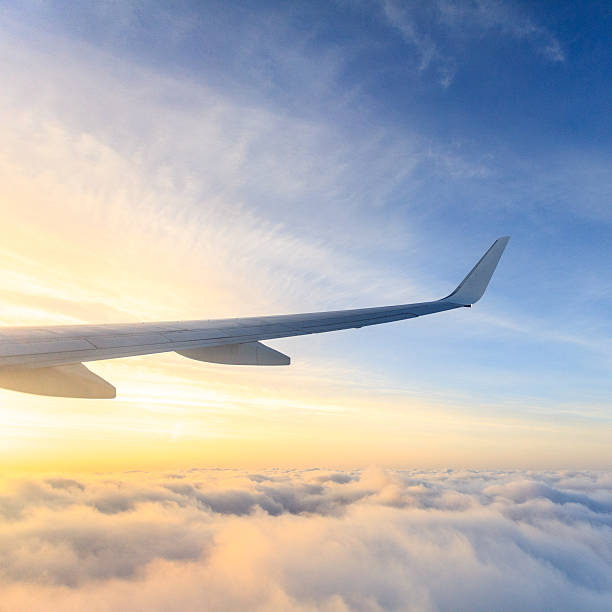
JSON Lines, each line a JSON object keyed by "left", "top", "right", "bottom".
{"left": 1, "top": 468, "right": 611, "bottom": 611}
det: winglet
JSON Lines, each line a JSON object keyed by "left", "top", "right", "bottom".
{"left": 442, "top": 236, "right": 510, "bottom": 305}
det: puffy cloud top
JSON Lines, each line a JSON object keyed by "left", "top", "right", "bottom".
{"left": 1, "top": 467, "right": 612, "bottom": 610}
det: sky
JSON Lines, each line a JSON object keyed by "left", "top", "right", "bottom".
{"left": 2, "top": 2, "right": 612, "bottom": 610}
{"left": 0, "top": 0, "right": 611, "bottom": 473}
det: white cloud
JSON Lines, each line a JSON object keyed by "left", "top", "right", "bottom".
{"left": 0, "top": 468, "right": 611, "bottom": 610}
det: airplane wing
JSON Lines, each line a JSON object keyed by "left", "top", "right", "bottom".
{"left": 0, "top": 237, "right": 509, "bottom": 398}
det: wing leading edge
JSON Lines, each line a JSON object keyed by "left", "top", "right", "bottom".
{"left": 0, "top": 237, "right": 509, "bottom": 398}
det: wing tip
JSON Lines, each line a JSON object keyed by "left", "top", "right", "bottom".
{"left": 442, "top": 235, "right": 510, "bottom": 305}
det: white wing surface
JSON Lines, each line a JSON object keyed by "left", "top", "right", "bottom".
{"left": 0, "top": 237, "right": 509, "bottom": 398}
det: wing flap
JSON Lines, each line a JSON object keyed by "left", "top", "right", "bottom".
{"left": 0, "top": 363, "right": 116, "bottom": 398}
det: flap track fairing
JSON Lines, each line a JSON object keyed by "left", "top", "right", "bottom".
{"left": 0, "top": 363, "right": 116, "bottom": 398}
{"left": 177, "top": 341, "right": 290, "bottom": 366}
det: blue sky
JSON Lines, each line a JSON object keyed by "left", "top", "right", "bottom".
{"left": 1, "top": 0, "right": 611, "bottom": 467}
